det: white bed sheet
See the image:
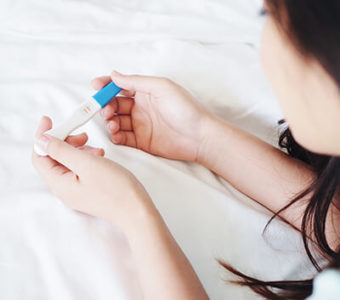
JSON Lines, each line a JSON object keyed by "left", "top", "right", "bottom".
{"left": 0, "top": 0, "right": 316, "bottom": 299}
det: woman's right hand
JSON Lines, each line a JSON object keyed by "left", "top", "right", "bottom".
{"left": 92, "top": 71, "right": 212, "bottom": 162}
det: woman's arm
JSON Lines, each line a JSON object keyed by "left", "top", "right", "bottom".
{"left": 32, "top": 117, "right": 209, "bottom": 300}
{"left": 197, "top": 115, "right": 340, "bottom": 245}
{"left": 119, "top": 199, "right": 209, "bottom": 300}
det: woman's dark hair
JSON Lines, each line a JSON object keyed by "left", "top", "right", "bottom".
{"left": 219, "top": 1, "right": 340, "bottom": 299}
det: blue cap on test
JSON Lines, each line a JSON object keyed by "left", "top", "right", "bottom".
{"left": 92, "top": 81, "right": 122, "bottom": 108}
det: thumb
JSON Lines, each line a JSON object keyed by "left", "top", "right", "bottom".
{"left": 110, "top": 71, "right": 169, "bottom": 94}
{"left": 36, "top": 134, "right": 91, "bottom": 174}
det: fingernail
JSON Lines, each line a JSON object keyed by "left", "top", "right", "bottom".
{"left": 81, "top": 132, "right": 88, "bottom": 139}
{"left": 107, "top": 122, "right": 115, "bottom": 132}
{"left": 112, "top": 70, "right": 122, "bottom": 77}
{"left": 36, "top": 134, "right": 51, "bottom": 151}
{"left": 101, "top": 107, "right": 109, "bottom": 118}
{"left": 106, "top": 122, "right": 111, "bottom": 132}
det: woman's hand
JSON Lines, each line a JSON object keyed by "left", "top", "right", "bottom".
{"left": 32, "top": 116, "right": 155, "bottom": 230}
{"left": 32, "top": 117, "right": 209, "bottom": 300}
{"left": 92, "top": 71, "right": 212, "bottom": 162}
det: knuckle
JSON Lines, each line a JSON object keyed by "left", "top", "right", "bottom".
{"left": 160, "top": 77, "right": 176, "bottom": 89}
{"left": 48, "top": 139, "right": 63, "bottom": 157}
{"left": 161, "top": 77, "right": 172, "bottom": 85}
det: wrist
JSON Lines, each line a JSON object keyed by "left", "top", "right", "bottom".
{"left": 196, "top": 114, "right": 234, "bottom": 168}
{"left": 109, "top": 187, "right": 162, "bottom": 240}
{"left": 123, "top": 200, "right": 164, "bottom": 243}
{"left": 196, "top": 113, "right": 220, "bottom": 165}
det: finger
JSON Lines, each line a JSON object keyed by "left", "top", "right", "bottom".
{"left": 91, "top": 76, "right": 135, "bottom": 97}
{"left": 32, "top": 146, "right": 74, "bottom": 185}
{"left": 33, "top": 149, "right": 66, "bottom": 176}
{"left": 106, "top": 116, "right": 132, "bottom": 133}
{"left": 65, "top": 133, "right": 88, "bottom": 147}
{"left": 114, "top": 97, "right": 135, "bottom": 114}
{"left": 33, "top": 143, "right": 99, "bottom": 190}
{"left": 119, "top": 89, "right": 136, "bottom": 97}
{"left": 32, "top": 116, "right": 56, "bottom": 169}
{"left": 79, "top": 146, "right": 105, "bottom": 156}
{"left": 34, "top": 158, "right": 77, "bottom": 194}
{"left": 35, "top": 116, "right": 52, "bottom": 138}
{"left": 111, "top": 131, "right": 136, "bottom": 148}
{"left": 33, "top": 116, "right": 64, "bottom": 173}
{"left": 91, "top": 76, "right": 111, "bottom": 90}
{"left": 33, "top": 132, "right": 89, "bottom": 176}
{"left": 101, "top": 97, "right": 134, "bottom": 119}
{"left": 111, "top": 70, "right": 171, "bottom": 94}
{"left": 32, "top": 117, "right": 80, "bottom": 186}
{"left": 36, "top": 134, "right": 93, "bottom": 175}
{"left": 35, "top": 118, "right": 88, "bottom": 147}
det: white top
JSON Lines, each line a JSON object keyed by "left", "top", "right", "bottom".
{"left": 307, "top": 269, "right": 340, "bottom": 300}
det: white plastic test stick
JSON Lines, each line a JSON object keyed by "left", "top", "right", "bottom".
{"left": 34, "top": 82, "right": 122, "bottom": 156}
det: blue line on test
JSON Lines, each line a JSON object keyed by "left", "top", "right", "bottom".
{"left": 92, "top": 82, "right": 122, "bottom": 108}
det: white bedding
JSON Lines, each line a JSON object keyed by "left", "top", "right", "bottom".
{"left": 0, "top": 0, "right": 316, "bottom": 299}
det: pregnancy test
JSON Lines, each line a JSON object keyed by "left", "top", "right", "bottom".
{"left": 34, "top": 82, "right": 122, "bottom": 156}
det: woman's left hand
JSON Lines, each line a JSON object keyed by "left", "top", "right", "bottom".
{"left": 32, "top": 117, "right": 209, "bottom": 300}
{"left": 32, "top": 116, "right": 155, "bottom": 230}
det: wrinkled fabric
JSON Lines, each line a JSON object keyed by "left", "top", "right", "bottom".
{"left": 0, "top": 0, "right": 317, "bottom": 299}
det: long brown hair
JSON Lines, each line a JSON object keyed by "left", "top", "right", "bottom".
{"left": 219, "top": 1, "right": 340, "bottom": 299}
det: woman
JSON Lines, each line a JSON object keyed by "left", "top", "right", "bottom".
{"left": 32, "top": 0, "right": 340, "bottom": 299}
